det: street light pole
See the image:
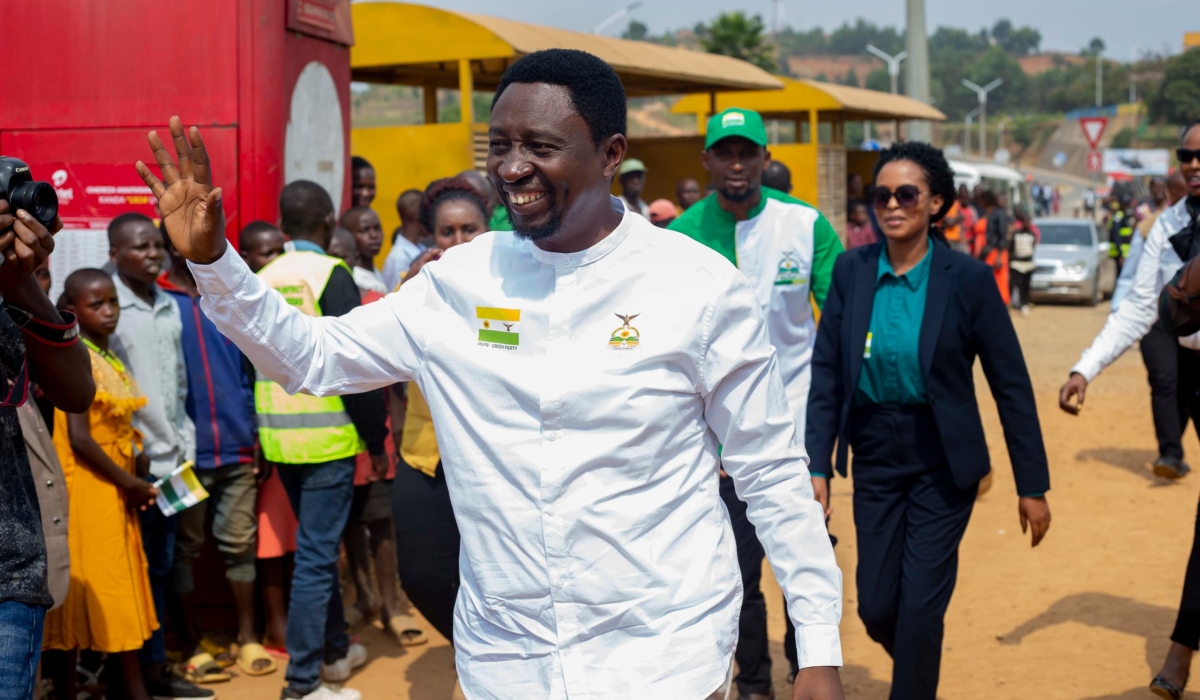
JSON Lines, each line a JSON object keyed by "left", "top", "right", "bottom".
{"left": 866, "top": 44, "right": 907, "bottom": 141}
{"left": 1095, "top": 49, "right": 1103, "bottom": 107}
{"left": 962, "top": 78, "right": 1003, "bottom": 159}
{"left": 593, "top": 1, "right": 643, "bottom": 35}
{"left": 964, "top": 107, "right": 979, "bottom": 155}
{"left": 904, "top": 0, "right": 933, "bottom": 143}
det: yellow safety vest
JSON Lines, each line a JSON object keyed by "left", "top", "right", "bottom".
{"left": 255, "top": 251, "right": 364, "bottom": 464}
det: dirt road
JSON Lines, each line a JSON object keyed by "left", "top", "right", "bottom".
{"left": 221, "top": 302, "right": 1200, "bottom": 699}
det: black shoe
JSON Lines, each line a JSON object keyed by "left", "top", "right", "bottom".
{"left": 1154, "top": 456, "right": 1191, "bottom": 480}
{"left": 145, "top": 670, "right": 216, "bottom": 700}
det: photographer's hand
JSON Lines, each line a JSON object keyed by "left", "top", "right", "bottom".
{"left": 135, "top": 116, "right": 227, "bottom": 265}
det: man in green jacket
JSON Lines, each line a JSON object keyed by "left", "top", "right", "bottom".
{"left": 670, "top": 107, "right": 843, "bottom": 699}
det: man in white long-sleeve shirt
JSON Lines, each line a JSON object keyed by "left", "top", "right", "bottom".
{"left": 135, "top": 49, "right": 844, "bottom": 700}
{"left": 1060, "top": 121, "right": 1200, "bottom": 483}
{"left": 1064, "top": 120, "right": 1200, "bottom": 700}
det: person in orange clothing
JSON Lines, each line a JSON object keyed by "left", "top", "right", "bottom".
{"left": 976, "top": 190, "right": 1011, "bottom": 305}
{"left": 44, "top": 269, "right": 159, "bottom": 700}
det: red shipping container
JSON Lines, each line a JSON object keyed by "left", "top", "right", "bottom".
{"left": 0, "top": 0, "right": 352, "bottom": 298}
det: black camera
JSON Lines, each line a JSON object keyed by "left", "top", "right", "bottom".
{"left": 0, "top": 157, "right": 58, "bottom": 230}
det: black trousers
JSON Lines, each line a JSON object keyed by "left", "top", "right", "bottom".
{"left": 1172, "top": 494, "right": 1200, "bottom": 649}
{"left": 392, "top": 461, "right": 460, "bottom": 642}
{"left": 849, "top": 404, "right": 977, "bottom": 700}
{"left": 719, "top": 475, "right": 772, "bottom": 695}
{"left": 1010, "top": 268, "right": 1033, "bottom": 309}
{"left": 1140, "top": 321, "right": 1200, "bottom": 461}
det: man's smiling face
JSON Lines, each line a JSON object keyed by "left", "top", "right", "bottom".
{"left": 487, "top": 83, "right": 612, "bottom": 242}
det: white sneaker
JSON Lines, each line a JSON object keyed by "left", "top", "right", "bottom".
{"left": 297, "top": 685, "right": 361, "bottom": 700}
{"left": 321, "top": 643, "right": 368, "bottom": 683}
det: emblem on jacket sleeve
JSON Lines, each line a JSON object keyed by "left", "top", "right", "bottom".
{"left": 609, "top": 313, "right": 641, "bottom": 350}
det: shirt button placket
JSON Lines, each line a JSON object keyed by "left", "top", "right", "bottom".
{"left": 546, "top": 260, "right": 587, "bottom": 696}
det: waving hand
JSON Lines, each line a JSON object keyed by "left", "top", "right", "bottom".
{"left": 135, "top": 116, "right": 228, "bottom": 264}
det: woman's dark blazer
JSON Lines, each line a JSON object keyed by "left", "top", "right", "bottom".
{"left": 805, "top": 238, "right": 1050, "bottom": 497}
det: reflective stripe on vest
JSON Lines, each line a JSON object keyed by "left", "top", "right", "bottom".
{"left": 254, "top": 252, "right": 364, "bottom": 464}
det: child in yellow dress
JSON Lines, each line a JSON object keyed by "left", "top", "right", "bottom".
{"left": 43, "top": 269, "right": 159, "bottom": 700}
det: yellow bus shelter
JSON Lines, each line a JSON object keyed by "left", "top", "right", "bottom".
{"left": 670, "top": 78, "right": 945, "bottom": 236}
{"left": 350, "top": 2, "right": 782, "bottom": 253}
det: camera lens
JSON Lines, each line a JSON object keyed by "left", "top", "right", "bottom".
{"left": 10, "top": 181, "right": 59, "bottom": 229}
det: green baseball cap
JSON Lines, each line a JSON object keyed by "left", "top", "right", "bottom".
{"left": 705, "top": 108, "right": 768, "bottom": 150}
{"left": 618, "top": 158, "right": 647, "bottom": 176}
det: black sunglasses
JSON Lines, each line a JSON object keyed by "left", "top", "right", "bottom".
{"left": 1178, "top": 148, "right": 1200, "bottom": 164}
{"left": 870, "top": 185, "right": 929, "bottom": 209}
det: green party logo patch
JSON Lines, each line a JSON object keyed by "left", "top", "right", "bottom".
{"left": 477, "top": 307, "right": 520, "bottom": 350}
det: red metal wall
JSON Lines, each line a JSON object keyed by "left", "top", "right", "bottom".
{"left": 0, "top": 0, "right": 351, "bottom": 240}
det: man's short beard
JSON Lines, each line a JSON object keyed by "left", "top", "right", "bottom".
{"left": 508, "top": 203, "right": 562, "bottom": 242}
{"left": 719, "top": 184, "right": 759, "bottom": 203}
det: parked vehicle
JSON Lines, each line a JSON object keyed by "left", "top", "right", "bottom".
{"left": 1030, "top": 218, "right": 1117, "bottom": 305}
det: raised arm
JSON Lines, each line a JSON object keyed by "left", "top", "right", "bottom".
{"left": 0, "top": 201, "right": 94, "bottom": 413}
{"left": 698, "top": 272, "right": 843, "bottom": 699}
{"left": 137, "top": 117, "right": 426, "bottom": 396}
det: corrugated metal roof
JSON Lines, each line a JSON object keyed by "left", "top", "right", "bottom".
{"left": 351, "top": 3, "right": 783, "bottom": 96}
{"left": 672, "top": 76, "right": 946, "bottom": 122}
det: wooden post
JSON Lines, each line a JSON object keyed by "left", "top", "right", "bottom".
{"left": 458, "top": 59, "right": 473, "bottom": 125}
{"left": 423, "top": 82, "right": 437, "bottom": 125}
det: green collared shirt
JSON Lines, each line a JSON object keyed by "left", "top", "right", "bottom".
{"left": 855, "top": 245, "right": 933, "bottom": 406}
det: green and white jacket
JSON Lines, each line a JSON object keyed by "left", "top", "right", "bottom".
{"left": 669, "top": 188, "right": 843, "bottom": 434}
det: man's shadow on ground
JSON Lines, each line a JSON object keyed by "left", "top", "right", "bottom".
{"left": 999, "top": 591, "right": 1200, "bottom": 699}
{"left": 1076, "top": 448, "right": 1181, "bottom": 486}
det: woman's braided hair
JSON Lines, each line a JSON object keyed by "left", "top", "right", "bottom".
{"left": 418, "top": 177, "right": 489, "bottom": 234}
{"left": 871, "top": 142, "right": 958, "bottom": 236}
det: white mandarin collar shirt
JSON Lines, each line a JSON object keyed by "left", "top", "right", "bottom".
{"left": 190, "top": 199, "right": 842, "bottom": 700}
{"left": 1073, "top": 198, "right": 1196, "bottom": 380}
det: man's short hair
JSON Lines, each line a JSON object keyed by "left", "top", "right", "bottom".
{"left": 60, "top": 268, "right": 113, "bottom": 308}
{"left": 239, "top": 220, "right": 282, "bottom": 251}
{"left": 339, "top": 206, "right": 374, "bottom": 229}
{"left": 279, "top": 181, "right": 333, "bottom": 239}
{"left": 107, "top": 212, "right": 156, "bottom": 247}
{"left": 493, "top": 49, "right": 626, "bottom": 146}
{"left": 762, "top": 161, "right": 792, "bottom": 192}
{"left": 396, "top": 189, "right": 423, "bottom": 224}
{"left": 351, "top": 155, "right": 373, "bottom": 172}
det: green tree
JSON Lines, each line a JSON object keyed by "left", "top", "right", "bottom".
{"left": 1110, "top": 128, "right": 1135, "bottom": 148}
{"left": 775, "top": 26, "right": 828, "bottom": 56}
{"left": 990, "top": 19, "right": 1041, "bottom": 55}
{"left": 929, "top": 26, "right": 988, "bottom": 55}
{"left": 828, "top": 18, "right": 903, "bottom": 55}
{"left": 1011, "top": 119, "right": 1036, "bottom": 152}
{"left": 813, "top": 71, "right": 830, "bottom": 82}
{"left": 696, "top": 12, "right": 776, "bottom": 72}
{"left": 1151, "top": 48, "right": 1200, "bottom": 123}
{"left": 621, "top": 20, "right": 649, "bottom": 41}
{"left": 865, "top": 67, "right": 893, "bottom": 92}
{"left": 1083, "top": 37, "right": 1106, "bottom": 57}
{"left": 842, "top": 67, "right": 861, "bottom": 87}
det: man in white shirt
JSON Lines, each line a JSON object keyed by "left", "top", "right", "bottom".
{"left": 136, "top": 49, "right": 844, "bottom": 700}
{"left": 382, "top": 190, "right": 427, "bottom": 291}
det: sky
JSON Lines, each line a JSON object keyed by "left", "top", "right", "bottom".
{"left": 417, "top": 0, "right": 1195, "bottom": 61}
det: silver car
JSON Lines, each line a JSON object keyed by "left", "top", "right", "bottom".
{"left": 1031, "top": 218, "right": 1117, "bottom": 306}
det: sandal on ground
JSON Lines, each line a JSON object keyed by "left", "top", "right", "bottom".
{"left": 387, "top": 614, "right": 429, "bottom": 647}
{"left": 183, "top": 652, "right": 232, "bottom": 684}
{"left": 1151, "top": 674, "right": 1187, "bottom": 700}
{"left": 199, "top": 637, "right": 236, "bottom": 668}
{"left": 236, "top": 642, "right": 278, "bottom": 676}
{"left": 344, "top": 605, "right": 373, "bottom": 632}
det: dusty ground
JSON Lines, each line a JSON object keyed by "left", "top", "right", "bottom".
{"left": 219, "top": 302, "right": 1200, "bottom": 699}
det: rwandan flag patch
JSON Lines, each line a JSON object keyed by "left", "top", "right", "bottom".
{"left": 477, "top": 307, "right": 521, "bottom": 350}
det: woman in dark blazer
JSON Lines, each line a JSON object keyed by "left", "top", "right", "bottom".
{"left": 806, "top": 142, "right": 1052, "bottom": 700}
